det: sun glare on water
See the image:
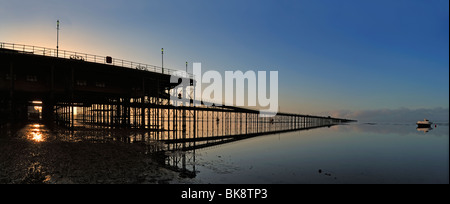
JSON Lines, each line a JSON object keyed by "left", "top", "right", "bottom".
{"left": 28, "top": 124, "right": 46, "bottom": 142}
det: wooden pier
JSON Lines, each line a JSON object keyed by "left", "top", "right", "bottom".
{"left": 0, "top": 42, "right": 355, "bottom": 144}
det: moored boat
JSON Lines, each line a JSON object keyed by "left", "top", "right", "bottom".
{"left": 416, "top": 119, "right": 432, "bottom": 127}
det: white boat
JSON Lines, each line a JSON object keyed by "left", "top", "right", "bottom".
{"left": 416, "top": 119, "right": 432, "bottom": 127}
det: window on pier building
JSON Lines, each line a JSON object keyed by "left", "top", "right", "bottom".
{"left": 26, "top": 75, "right": 38, "bottom": 82}
{"left": 76, "top": 80, "right": 87, "bottom": 86}
{"left": 95, "top": 82, "right": 106, "bottom": 88}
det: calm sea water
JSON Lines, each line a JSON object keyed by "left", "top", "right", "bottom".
{"left": 1, "top": 121, "right": 448, "bottom": 184}
{"left": 181, "top": 122, "right": 449, "bottom": 184}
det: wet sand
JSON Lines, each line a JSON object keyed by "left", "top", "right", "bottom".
{"left": 0, "top": 138, "right": 180, "bottom": 184}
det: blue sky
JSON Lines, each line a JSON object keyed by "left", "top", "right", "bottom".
{"left": 1, "top": 0, "right": 448, "bottom": 121}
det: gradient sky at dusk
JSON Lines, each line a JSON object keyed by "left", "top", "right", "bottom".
{"left": 1, "top": 0, "right": 448, "bottom": 122}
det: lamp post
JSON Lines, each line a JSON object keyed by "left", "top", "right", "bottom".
{"left": 56, "top": 20, "right": 60, "bottom": 57}
{"left": 161, "top": 48, "right": 164, "bottom": 74}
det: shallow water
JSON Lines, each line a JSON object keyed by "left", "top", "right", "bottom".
{"left": 181, "top": 123, "right": 449, "bottom": 184}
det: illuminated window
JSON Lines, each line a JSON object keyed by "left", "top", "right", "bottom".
{"left": 95, "top": 82, "right": 106, "bottom": 88}
{"left": 26, "top": 75, "right": 38, "bottom": 82}
{"left": 76, "top": 80, "right": 87, "bottom": 86}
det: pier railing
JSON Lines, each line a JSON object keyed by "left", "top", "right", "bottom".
{"left": 0, "top": 42, "right": 193, "bottom": 78}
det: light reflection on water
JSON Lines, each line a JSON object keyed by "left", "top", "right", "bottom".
{"left": 16, "top": 123, "right": 48, "bottom": 143}
{"left": 29, "top": 124, "right": 45, "bottom": 142}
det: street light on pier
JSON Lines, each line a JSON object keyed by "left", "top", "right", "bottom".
{"left": 56, "top": 20, "right": 60, "bottom": 57}
{"left": 161, "top": 48, "right": 164, "bottom": 74}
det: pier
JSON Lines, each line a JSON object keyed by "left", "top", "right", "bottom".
{"left": 0, "top": 42, "right": 355, "bottom": 143}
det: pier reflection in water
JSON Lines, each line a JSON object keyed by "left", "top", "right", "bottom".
{"left": 55, "top": 112, "right": 340, "bottom": 179}
{"left": 42, "top": 96, "right": 352, "bottom": 180}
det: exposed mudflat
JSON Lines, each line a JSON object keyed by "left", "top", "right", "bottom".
{"left": 0, "top": 123, "right": 185, "bottom": 184}
{"left": 0, "top": 139, "right": 182, "bottom": 184}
